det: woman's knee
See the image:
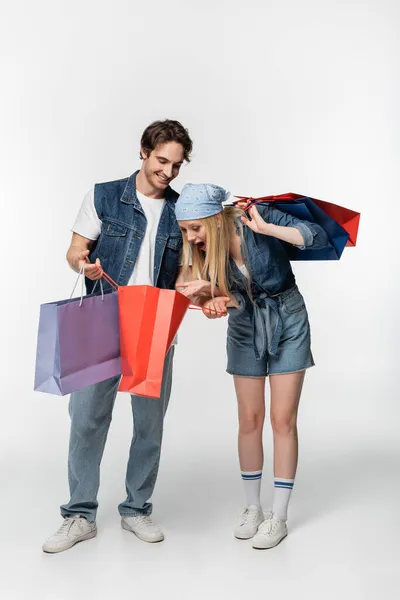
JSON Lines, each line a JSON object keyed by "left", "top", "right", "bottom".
{"left": 270, "top": 413, "right": 297, "bottom": 436}
{"left": 239, "top": 412, "right": 265, "bottom": 435}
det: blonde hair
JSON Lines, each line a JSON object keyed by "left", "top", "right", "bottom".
{"left": 180, "top": 206, "right": 248, "bottom": 298}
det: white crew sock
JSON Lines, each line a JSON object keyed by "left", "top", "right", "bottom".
{"left": 241, "top": 471, "right": 262, "bottom": 507}
{"left": 272, "top": 477, "right": 294, "bottom": 521}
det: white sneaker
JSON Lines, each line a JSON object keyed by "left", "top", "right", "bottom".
{"left": 121, "top": 515, "right": 164, "bottom": 543}
{"left": 234, "top": 505, "right": 267, "bottom": 540}
{"left": 42, "top": 516, "right": 97, "bottom": 553}
{"left": 252, "top": 515, "right": 288, "bottom": 549}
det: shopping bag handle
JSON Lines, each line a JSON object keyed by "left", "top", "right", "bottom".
{"left": 232, "top": 194, "right": 296, "bottom": 212}
{"left": 102, "top": 271, "right": 119, "bottom": 291}
{"left": 70, "top": 265, "right": 104, "bottom": 307}
{"left": 188, "top": 304, "right": 227, "bottom": 316}
{"left": 101, "top": 271, "right": 226, "bottom": 315}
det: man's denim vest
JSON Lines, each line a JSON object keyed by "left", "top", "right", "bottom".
{"left": 86, "top": 171, "right": 182, "bottom": 293}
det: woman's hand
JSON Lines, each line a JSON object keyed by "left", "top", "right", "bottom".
{"left": 236, "top": 201, "right": 305, "bottom": 245}
{"left": 241, "top": 205, "right": 272, "bottom": 235}
{"left": 201, "top": 297, "right": 230, "bottom": 319}
{"left": 234, "top": 199, "right": 249, "bottom": 211}
{"left": 176, "top": 279, "right": 212, "bottom": 298}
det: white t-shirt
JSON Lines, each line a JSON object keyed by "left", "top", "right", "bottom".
{"left": 72, "top": 188, "right": 165, "bottom": 286}
{"left": 238, "top": 263, "right": 250, "bottom": 280}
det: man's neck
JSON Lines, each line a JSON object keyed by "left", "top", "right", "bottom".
{"left": 136, "top": 170, "right": 166, "bottom": 199}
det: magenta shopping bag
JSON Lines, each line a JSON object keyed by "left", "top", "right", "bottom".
{"left": 34, "top": 276, "right": 121, "bottom": 396}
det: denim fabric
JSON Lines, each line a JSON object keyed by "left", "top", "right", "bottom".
{"left": 61, "top": 171, "right": 183, "bottom": 522}
{"left": 175, "top": 183, "right": 230, "bottom": 220}
{"left": 226, "top": 287, "right": 314, "bottom": 377}
{"left": 86, "top": 171, "right": 182, "bottom": 294}
{"left": 225, "top": 209, "right": 326, "bottom": 376}
{"left": 233, "top": 204, "right": 332, "bottom": 297}
{"left": 60, "top": 348, "right": 175, "bottom": 522}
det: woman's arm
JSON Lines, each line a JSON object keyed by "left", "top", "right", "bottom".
{"left": 242, "top": 204, "right": 331, "bottom": 250}
{"left": 175, "top": 267, "right": 211, "bottom": 306}
{"left": 175, "top": 266, "right": 227, "bottom": 299}
{"left": 175, "top": 267, "right": 237, "bottom": 310}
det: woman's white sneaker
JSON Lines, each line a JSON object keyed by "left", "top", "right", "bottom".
{"left": 121, "top": 515, "right": 164, "bottom": 543}
{"left": 234, "top": 505, "right": 266, "bottom": 539}
{"left": 252, "top": 516, "right": 288, "bottom": 549}
{"left": 42, "top": 517, "right": 97, "bottom": 553}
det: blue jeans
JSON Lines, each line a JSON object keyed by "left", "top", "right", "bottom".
{"left": 60, "top": 348, "right": 174, "bottom": 523}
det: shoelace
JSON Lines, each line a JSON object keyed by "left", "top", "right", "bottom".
{"left": 56, "top": 518, "right": 78, "bottom": 536}
{"left": 135, "top": 515, "right": 156, "bottom": 527}
{"left": 258, "top": 518, "right": 279, "bottom": 536}
{"left": 240, "top": 508, "right": 260, "bottom": 526}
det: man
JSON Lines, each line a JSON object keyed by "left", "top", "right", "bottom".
{"left": 43, "top": 120, "right": 193, "bottom": 553}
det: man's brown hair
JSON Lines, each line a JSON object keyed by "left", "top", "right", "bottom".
{"left": 140, "top": 119, "right": 193, "bottom": 162}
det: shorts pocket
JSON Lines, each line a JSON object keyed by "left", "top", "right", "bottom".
{"left": 280, "top": 288, "right": 306, "bottom": 314}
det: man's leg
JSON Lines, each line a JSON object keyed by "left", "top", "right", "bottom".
{"left": 43, "top": 376, "right": 120, "bottom": 553}
{"left": 60, "top": 375, "right": 120, "bottom": 522}
{"left": 118, "top": 348, "right": 174, "bottom": 540}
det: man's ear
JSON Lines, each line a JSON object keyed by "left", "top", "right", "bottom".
{"left": 140, "top": 147, "right": 149, "bottom": 160}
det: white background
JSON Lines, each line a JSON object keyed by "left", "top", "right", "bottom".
{"left": 0, "top": 0, "right": 399, "bottom": 598}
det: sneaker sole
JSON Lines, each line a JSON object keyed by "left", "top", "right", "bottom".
{"left": 121, "top": 520, "right": 164, "bottom": 543}
{"left": 42, "top": 528, "right": 97, "bottom": 554}
{"left": 252, "top": 533, "right": 288, "bottom": 550}
{"left": 234, "top": 531, "right": 259, "bottom": 540}
{"left": 234, "top": 519, "right": 264, "bottom": 540}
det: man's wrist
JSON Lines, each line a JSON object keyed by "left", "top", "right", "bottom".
{"left": 68, "top": 255, "right": 82, "bottom": 274}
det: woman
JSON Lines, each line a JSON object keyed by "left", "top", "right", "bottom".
{"left": 175, "top": 183, "right": 331, "bottom": 549}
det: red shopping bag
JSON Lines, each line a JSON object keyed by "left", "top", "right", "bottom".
{"left": 102, "top": 273, "right": 190, "bottom": 398}
{"left": 311, "top": 197, "right": 360, "bottom": 246}
{"left": 234, "top": 193, "right": 360, "bottom": 247}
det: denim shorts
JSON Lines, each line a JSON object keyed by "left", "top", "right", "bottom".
{"left": 226, "top": 286, "right": 315, "bottom": 377}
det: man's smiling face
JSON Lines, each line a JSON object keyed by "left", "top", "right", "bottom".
{"left": 141, "top": 142, "right": 184, "bottom": 192}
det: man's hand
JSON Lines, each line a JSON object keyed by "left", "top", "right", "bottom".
{"left": 176, "top": 279, "right": 212, "bottom": 298}
{"left": 67, "top": 234, "right": 103, "bottom": 280}
{"left": 77, "top": 249, "right": 90, "bottom": 271}
{"left": 202, "top": 296, "right": 230, "bottom": 319}
{"left": 84, "top": 257, "right": 103, "bottom": 281}
{"left": 76, "top": 250, "right": 103, "bottom": 280}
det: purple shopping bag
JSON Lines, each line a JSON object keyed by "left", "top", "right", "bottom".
{"left": 34, "top": 277, "right": 121, "bottom": 396}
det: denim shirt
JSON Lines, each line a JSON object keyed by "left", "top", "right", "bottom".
{"left": 86, "top": 171, "right": 182, "bottom": 293}
{"left": 231, "top": 203, "right": 332, "bottom": 297}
